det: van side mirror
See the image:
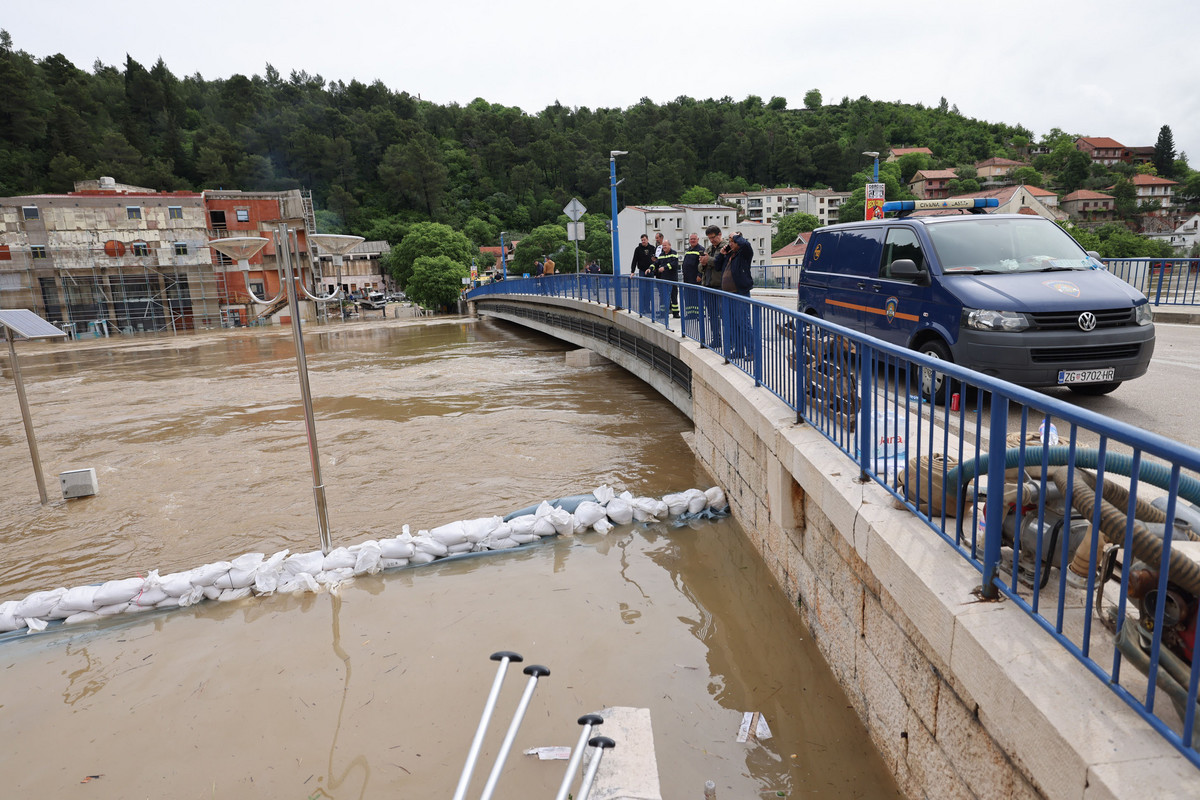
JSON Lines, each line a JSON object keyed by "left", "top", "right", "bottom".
{"left": 889, "top": 259, "right": 928, "bottom": 285}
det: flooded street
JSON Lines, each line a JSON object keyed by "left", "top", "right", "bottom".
{"left": 0, "top": 317, "right": 899, "bottom": 798}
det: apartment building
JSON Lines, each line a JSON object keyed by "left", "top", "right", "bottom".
{"left": 1129, "top": 174, "right": 1178, "bottom": 214}
{"left": 908, "top": 169, "right": 959, "bottom": 200}
{"left": 1076, "top": 137, "right": 1130, "bottom": 166}
{"left": 1061, "top": 190, "right": 1117, "bottom": 224}
{"left": 617, "top": 205, "right": 771, "bottom": 268}
{"left": 718, "top": 188, "right": 850, "bottom": 226}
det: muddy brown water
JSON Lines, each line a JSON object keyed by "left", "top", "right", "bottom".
{"left": 0, "top": 317, "right": 900, "bottom": 799}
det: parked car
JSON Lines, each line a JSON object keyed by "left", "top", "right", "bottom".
{"left": 796, "top": 199, "right": 1155, "bottom": 396}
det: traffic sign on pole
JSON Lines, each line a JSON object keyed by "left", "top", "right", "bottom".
{"left": 563, "top": 198, "right": 587, "bottom": 222}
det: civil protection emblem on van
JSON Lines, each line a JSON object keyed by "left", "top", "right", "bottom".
{"left": 1043, "top": 279, "right": 1081, "bottom": 297}
{"left": 813, "top": 243, "right": 822, "bottom": 260}
{"left": 885, "top": 296, "right": 898, "bottom": 322}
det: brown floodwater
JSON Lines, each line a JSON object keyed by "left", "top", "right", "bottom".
{"left": 0, "top": 317, "right": 900, "bottom": 799}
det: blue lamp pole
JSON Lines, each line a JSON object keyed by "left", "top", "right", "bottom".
{"left": 863, "top": 150, "right": 880, "bottom": 182}
{"left": 609, "top": 150, "right": 627, "bottom": 276}
{"left": 500, "top": 231, "right": 508, "bottom": 281}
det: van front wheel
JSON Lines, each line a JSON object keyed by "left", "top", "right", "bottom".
{"left": 1068, "top": 381, "right": 1122, "bottom": 396}
{"left": 915, "top": 340, "right": 953, "bottom": 402}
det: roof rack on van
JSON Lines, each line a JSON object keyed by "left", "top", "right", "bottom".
{"left": 882, "top": 198, "right": 999, "bottom": 218}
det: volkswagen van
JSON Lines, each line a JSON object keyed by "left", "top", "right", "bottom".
{"left": 796, "top": 199, "right": 1155, "bottom": 396}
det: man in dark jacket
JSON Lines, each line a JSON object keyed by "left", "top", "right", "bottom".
{"left": 699, "top": 225, "right": 726, "bottom": 347}
{"left": 681, "top": 233, "right": 705, "bottom": 324}
{"left": 630, "top": 233, "right": 656, "bottom": 314}
{"left": 721, "top": 232, "right": 755, "bottom": 358}
{"left": 655, "top": 239, "right": 681, "bottom": 318}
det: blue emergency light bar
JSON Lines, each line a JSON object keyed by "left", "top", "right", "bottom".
{"left": 882, "top": 198, "right": 1000, "bottom": 216}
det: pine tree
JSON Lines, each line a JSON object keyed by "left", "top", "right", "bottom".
{"left": 1153, "top": 125, "right": 1176, "bottom": 178}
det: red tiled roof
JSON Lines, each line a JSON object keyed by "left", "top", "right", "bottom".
{"left": 912, "top": 169, "right": 958, "bottom": 180}
{"left": 975, "top": 157, "right": 1027, "bottom": 168}
{"left": 890, "top": 147, "right": 933, "bottom": 156}
{"left": 1130, "top": 174, "right": 1178, "bottom": 186}
{"left": 772, "top": 233, "right": 810, "bottom": 259}
{"left": 1062, "top": 190, "right": 1114, "bottom": 201}
{"left": 1077, "top": 137, "right": 1126, "bottom": 149}
{"left": 1024, "top": 185, "right": 1057, "bottom": 197}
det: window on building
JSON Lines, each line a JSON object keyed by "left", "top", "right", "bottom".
{"left": 174, "top": 242, "right": 189, "bottom": 256}
{"left": 132, "top": 241, "right": 150, "bottom": 257}
{"left": 210, "top": 210, "right": 227, "bottom": 230}
{"left": 31, "top": 245, "right": 48, "bottom": 259}
{"left": 249, "top": 281, "right": 265, "bottom": 297}
{"left": 215, "top": 251, "right": 233, "bottom": 267}
{"left": 236, "top": 208, "right": 250, "bottom": 222}
{"left": 168, "top": 206, "right": 183, "bottom": 220}
{"left": 22, "top": 206, "right": 40, "bottom": 220}
{"left": 127, "top": 206, "right": 142, "bottom": 220}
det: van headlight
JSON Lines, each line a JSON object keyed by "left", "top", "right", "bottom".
{"left": 1135, "top": 303, "right": 1153, "bottom": 326}
{"left": 965, "top": 309, "right": 1030, "bottom": 332}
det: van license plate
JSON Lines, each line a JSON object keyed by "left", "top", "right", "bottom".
{"left": 1057, "top": 367, "right": 1115, "bottom": 384}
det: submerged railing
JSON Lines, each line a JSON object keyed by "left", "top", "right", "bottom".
{"left": 468, "top": 273, "right": 1200, "bottom": 768}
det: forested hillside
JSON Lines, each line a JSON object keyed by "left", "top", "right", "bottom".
{"left": 0, "top": 33, "right": 1033, "bottom": 245}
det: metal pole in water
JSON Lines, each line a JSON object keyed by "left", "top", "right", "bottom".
{"left": 478, "top": 664, "right": 550, "bottom": 800}
{"left": 277, "top": 222, "right": 332, "bottom": 554}
{"left": 5, "top": 328, "right": 49, "bottom": 505}
{"left": 575, "top": 736, "right": 616, "bottom": 800}
{"left": 451, "top": 651, "right": 523, "bottom": 800}
{"left": 553, "top": 714, "right": 604, "bottom": 800}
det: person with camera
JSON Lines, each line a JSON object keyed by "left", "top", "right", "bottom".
{"left": 720, "top": 231, "right": 755, "bottom": 359}
{"left": 700, "top": 225, "right": 726, "bottom": 347}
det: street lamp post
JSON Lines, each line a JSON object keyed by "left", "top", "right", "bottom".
{"left": 500, "top": 231, "right": 508, "bottom": 281}
{"left": 609, "top": 151, "right": 627, "bottom": 277}
{"left": 863, "top": 150, "right": 880, "bottom": 182}
{"left": 208, "top": 227, "right": 354, "bottom": 555}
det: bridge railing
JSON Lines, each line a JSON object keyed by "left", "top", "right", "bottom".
{"left": 468, "top": 273, "right": 1200, "bottom": 767}
{"left": 1105, "top": 258, "right": 1200, "bottom": 306}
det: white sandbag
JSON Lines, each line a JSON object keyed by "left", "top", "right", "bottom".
{"left": 156, "top": 596, "right": 184, "bottom": 609}
{"left": 56, "top": 585, "right": 101, "bottom": 615}
{"left": 380, "top": 537, "right": 416, "bottom": 560}
{"left": 532, "top": 516, "right": 557, "bottom": 537}
{"left": 485, "top": 537, "right": 518, "bottom": 550}
{"left": 177, "top": 586, "right": 205, "bottom": 607}
{"left": 662, "top": 493, "right": 689, "bottom": 516}
{"left": 684, "top": 488, "right": 708, "bottom": 514}
{"left": 95, "top": 602, "right": 129, "bottom": 617}
{"left": 429, "top": 521, "right": 468, "bottom": 547}
{"left": 593, "top": 485, "right": 615, "bottom": 505}
{"left": 463, "top": 516, "right": 502, "bottom": 543}
{"left": 16, "top": 589, "right": 65, "bottom": 620}
{"left": 214, "top": 567, "right": 256, "bottom": 590}
{"left": 318, "top": 567, "right": 355, "bottom": 585}
{"left": 253, "top": 551, "right": 288, "bottom": 593}
{"left": 201, "top": 585, "right": 223, "bottom": 601}
{"left": 483, "top": 522, "right": 513, "bottom": 544}
{"left": 64, "top": 611, "right": 103, "bottom": 626}
{"left": 573, "top": 501, "right": 607, "bottom": 529}
{"left": 284, "top": 551, "right": 324, "bottom": 576}
{"left": 124, "top": 602, "right": 154, "bottom": 614}
{"left": 412, "top": 536, "right": 448, "bottom": 557}
{"left": 190, "top": 561, "right": 232, "bottom": 588}
{"left": 510, "top": 532, "right": 540, "bottom": 545}
{"left": 353, "top": 542, "right": 383, "bottom": 575}
{"left": 279, "top": 572, "right": 320, "bottom": 594}
{"left": 409, "top": 551, "right": 436, "bottom": 565}
{"left": 380, "top": 558, "right": 409, "bottom": 570}
{"left": 232, "top": 552, "right": 265, "bottom": 571}
{"left": 322, "top": 548, "right": 357, "bottom": 571}
{"left": 218, "top": 587, "right": 252, "bottom": 602}
{"left": 631, "top": 497, "right": 667, "bottom": 521}
{"left": 547, "top": 507, "right": 574, "bottom": 535}
{"left": 606, "top": 497, "right": 633, "bottom": 525}
{"left": 132, "top": 587, "right": 168, "bottom": 608}
{"left": 93, "top": 577, "right": 145, "bottom": 606}
{"left": 619, "top": 490, "right": 634, "bottom": 501}
{"left": 705, "top": 486, "right": 727, "bottom": 509}
{"left": 0, "top": 601, "right": 26, "bottom": 633}
{"left": 593, "top": 518, "right": 613, "bottom": 535}
{"left": 159, "top": 571, "right": 196, "bottom": 598}
{"left": 25, "top": 617, "right": 48, "bottom": 632}
{"left": 441, "top": 542, "right": 470, "bottom": 555}
{"left": 509, "top": 515, "right": 538, "bottom": 536}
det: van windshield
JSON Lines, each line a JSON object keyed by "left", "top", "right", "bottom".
{"left": 926, "top": 217, "right": 1095, "bottom": 274}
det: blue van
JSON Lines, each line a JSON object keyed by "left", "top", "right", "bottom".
{"left": 796, "top": 201, "right": 1155, "bottom": 396}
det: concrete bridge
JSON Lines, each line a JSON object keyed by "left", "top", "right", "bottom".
{"left": 468, "top": 289, "right": 1195, "bottom": 800}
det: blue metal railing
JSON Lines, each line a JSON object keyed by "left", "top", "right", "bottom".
{"left": 1106, "top": 258, "right": 1200, "bottom": 305}
{"left": 468, "top": 273, "right": 1200, "bottom": 767}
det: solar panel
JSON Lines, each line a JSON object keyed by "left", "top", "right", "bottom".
{"left": 0, "top": 309, "right": 68, "bottom": 339}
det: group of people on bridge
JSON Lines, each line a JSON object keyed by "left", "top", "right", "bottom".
{"left": 630, "top": 225, "right": 754, "bottom": 354}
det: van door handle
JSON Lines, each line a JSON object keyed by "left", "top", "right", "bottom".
{"left": 856, "top": 281, "right": 866, "bottom": 289}
{"left": 870, "top": 283, "right": 883, "bottom": 292}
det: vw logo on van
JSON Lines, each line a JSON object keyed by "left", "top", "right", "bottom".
{"left": 1078, "top": 312, "right": 1098, "bottom": 331}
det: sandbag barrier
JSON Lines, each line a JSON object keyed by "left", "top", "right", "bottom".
{"left": 0, "top": 485, "right": 728, "bottom": 639}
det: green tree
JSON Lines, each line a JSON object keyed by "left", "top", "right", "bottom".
{"left": 896, "top": 152, "right": 931, "bottom": 184}
{"left": 511, "top": 224, "right": 568, "bottom": 274}
{"left": 680, "top": 184, "right": 715, "bottom": 204}
{"left": 386, "top": 221, "right": 475, "bottom": 289}
{"left": 1058, "top": 149, "right": 1092, "bottom": 193}
{"left": 1010, "top": 166, "right": 1043, "bottom": 187}
{"left": 1110, "top": 177, "right": 1138, "bottom": 218}
{"left": 775, "top": 212, "right": 820, "bottom": 244}
{"left": 462, "top": 217, "right": 496, "bottom": 247}
{"left": 378, "top": 132, "right": 448, "bottom": 216}
{"left": 407, "top": 254, "right": 467, "bottom": 309}
{"left": 1153, "top": 125, "right": 1176, "bottom": 179}
{"left": 803, "top": 89, "right": 822, "bottom": 109}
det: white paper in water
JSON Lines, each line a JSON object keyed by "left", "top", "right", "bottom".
{"left": 736, "top": 711, "right": 773, "bottom": 743}
{"left": 523, "top": 746, "right": 572, "bottom": 760}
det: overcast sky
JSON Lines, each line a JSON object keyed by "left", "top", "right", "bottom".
{"left": 6, "top": 0, "right": 1198, "bottom": 171}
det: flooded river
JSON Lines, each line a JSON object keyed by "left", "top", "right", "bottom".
{"left": 0, "top": 317, "right": 899, "bottom": 798}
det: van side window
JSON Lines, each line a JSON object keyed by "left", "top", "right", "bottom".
{"left": 880, "top": 228, "right": 925, "bottom": 280}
